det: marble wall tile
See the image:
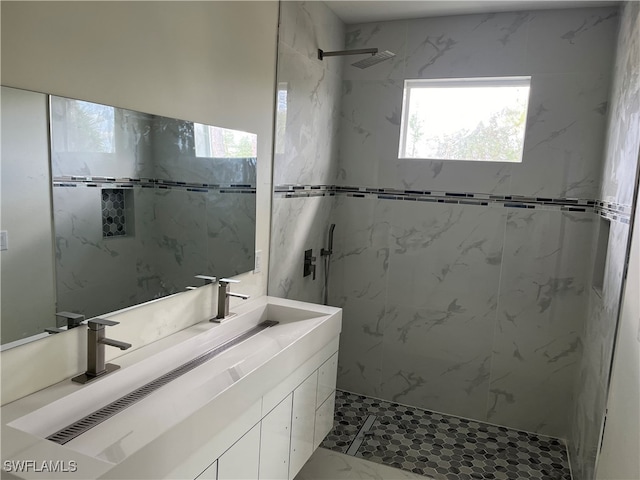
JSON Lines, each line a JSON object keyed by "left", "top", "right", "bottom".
{"left": 53, "top": 185, "right": 254, "bottom": 322}
{"left": 404, "top": 12, "right": 528, "bottom": 79}
{"left": 377, "top": 159, "right": 513, "bottom": 195}
{"left": 279, "top": 0, "right": 344, "bottom": 69}
{"left": 525, "top": 8, "right": 619, "bottom": 75}
{"left": 569, "top": 4, "right": 639, "bottom": 479}
{"left": 380, "top": 302, "right": 495, "bottom": 420}
{"left": 342, "top": 20, "right": 408, "bottom": 82}
{"left": 329, "top": 196, "right": 390, "bottom": 307}
{"left": 489, "top": 210, "right": 595, "bottom": 437}
{"left": 383, "top": 202, "right": 506, "bottom": 311}
{"left": 206, "top": 191, "right": 256, "bottom": 278}
{"left": 272, "top": 2, "right": 622, "bottom": 454}
{"left": 338, "top": 7, "right": 618, "bottom": 196}
{"left": 329, "top": 199, "right": 598, "bottom": 436}
{"left": 329, "top": 198, "right": 510, "bottom": 421}
{"left": 269, "top": 1, "right": 344, "bottom": 305}
{"left": 136, "top": 188, "right": 207, "bottom": 294}
{"left": 269, "top": 195, "right": 335, "bottom": 305}
{"left": 53, "top": 186, "right": 140, "bottom": 319}
{"left": 336, "top": 297, "right": 386, "bottom": 399}
{"left": 511, "top": 72, "right": 611, "bottom": 198}
{"left": 275, "top": 43, "right": 342, "bottom": 185}
{"left": 379, "top": 203, "right": 505, "bottom": 420}
{"left": 600, "top": 2, "right": 640, "bottom": 206}
{"left": 570, "top": 220, "right": 631, "bottom": 480}
{"left": 337, "top": 79, "right": 403, "bottom": 186}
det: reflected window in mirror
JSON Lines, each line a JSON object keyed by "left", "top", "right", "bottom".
{"left": 194, "top": 124, "right": 257, "bottom": 159}
{"left": 52, "top": 98, "right": 115, "bottom": 153}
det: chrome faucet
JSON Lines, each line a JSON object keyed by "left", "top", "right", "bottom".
{"left": 72, "top": 318, "right": 132, "bottom": 384}
{"left": 215, "top": 278, "right": 250, "bottom": 321}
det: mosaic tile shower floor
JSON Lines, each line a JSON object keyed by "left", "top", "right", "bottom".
{"left": 320, "top": 391, "right": 572, "bottom": 480}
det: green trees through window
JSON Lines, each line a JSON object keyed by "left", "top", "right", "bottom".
{"left": 399, "top": 77, "right": 531, "bottom": 163}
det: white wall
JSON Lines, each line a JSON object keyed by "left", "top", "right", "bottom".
{"left": 0, "top": 1, "right": 278, "bottom": 404}
{"left": 0, "top": 87, "right": 56, "bottom": 344}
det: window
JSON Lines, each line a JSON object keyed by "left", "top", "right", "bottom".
{"left": 194, "top": 124, "right": 257, "bottom": 158}
{"left": 398, "top": 76, "right": 531, "bottom": 163}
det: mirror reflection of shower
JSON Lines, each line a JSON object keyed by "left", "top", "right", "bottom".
{"left": 317, "top": 48, "right": 396, "bottom": 69}
{"left": 321, "top": 224, "right": 336, "bottom": 305}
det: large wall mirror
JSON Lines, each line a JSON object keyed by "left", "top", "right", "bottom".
{"left": 1, "top": 86, "right": 257, "bottom": 348}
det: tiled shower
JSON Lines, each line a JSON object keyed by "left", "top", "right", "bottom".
{"left": 269, "top": 2, "right": 640, "bottom": 480}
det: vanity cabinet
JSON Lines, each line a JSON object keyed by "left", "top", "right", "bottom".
{"left": 316, "top": 352, "right": 338, "bottom": 406}
{"left": 217, "top": 424, "right": 261, "bottom": 480}
{"left": 191, "top": 349, "right": 339, "bottom": 480}
{"left": 259, "top": 394, "right": 293, "bottom": 480}
{"left": 195, "top": 461, "right": 217, "bottom": 480}
{"left": 314, "top": 392, "right": 336, "bottom": 450}
{"left": 289, "top": 371, "right": 319, "bottom": 479}
{"left": 1, "top": 297, "right": 342, "bottom": 480}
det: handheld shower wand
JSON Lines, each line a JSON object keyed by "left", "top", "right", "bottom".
{"left": 321, "top": 224, "right": 336, "bottom": 305}
{"left": 321, "top": 223, "right": 336, "bottom": 257}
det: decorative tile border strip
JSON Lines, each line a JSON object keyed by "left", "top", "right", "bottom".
{"left": 53, "top": 176, "right": 256, "bottom": 194}
{"left": 274, "top": 184, "right": 633, "bottom": 222}
{"left": 595, "top": 203, "right": 632, "bottom": 224}
{"left": 274, "top": 184, "right": 335, "bottom": 199}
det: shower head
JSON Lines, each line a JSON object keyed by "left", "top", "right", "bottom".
{"left": 351, "top": 50, "right": 396, "bottom": 69}
{"left": 318, "top": 48, "right": 396, "bottom": 69}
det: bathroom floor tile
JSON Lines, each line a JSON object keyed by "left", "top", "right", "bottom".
{"left": 295, "top": 447, "right": 435, "bottom": 480}
{"left": 321, "top": 390, "right": 572, "bottom": 480}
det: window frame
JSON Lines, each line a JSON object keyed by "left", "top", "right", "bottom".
{"left": 398, "top": 76, "right": 532, "bottom": 163}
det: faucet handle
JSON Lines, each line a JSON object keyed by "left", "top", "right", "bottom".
{"left": 195, "top": 274, "right": 217, "bottom": 285}
{"left": 45, "top": 327, "right": 65, "bottom": 334}
{"left": 56, "top": 311, "right": 85, "bottom": 328}
{"left": 219, "top": 278, "right": 240, "bottom": 285}
{"left": 88, "top": 318, "right": 119, "bottom": 328}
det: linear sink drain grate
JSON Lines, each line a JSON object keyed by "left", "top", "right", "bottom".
{"left": 47, "top": 320, "right": 279, "bottom": 445}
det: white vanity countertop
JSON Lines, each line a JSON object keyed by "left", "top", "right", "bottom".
{"left": 1, "top": 296, "right": 342, "bottom": 479}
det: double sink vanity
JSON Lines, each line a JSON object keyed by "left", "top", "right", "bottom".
{"left": 1, "top": 296, "right": 342, "bottom": 480}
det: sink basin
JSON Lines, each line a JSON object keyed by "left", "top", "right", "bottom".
{"left": 6, "top": 296, "right": 341, "bottom": 466}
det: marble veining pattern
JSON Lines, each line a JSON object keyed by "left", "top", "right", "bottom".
{"left": 268, "top": 1, "right": 345, "bottom": 304}
{"left": 270, "top": 5, "right": 626, "bottom": 480}
{"left": 568, "top": 4, "right": 639, "bottom": 480}
{"left": 338, "top": 7, "right": 618, "bottom": 197}
{"left": 54, "top": 185, "right": 255, "bottom": 319}
{"left": 330, "top": 195, "right": 596, "bottom": 438}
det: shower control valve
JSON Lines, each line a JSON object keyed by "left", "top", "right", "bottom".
{"left": 304, "top": 249, "right": 317, "bottom": 280}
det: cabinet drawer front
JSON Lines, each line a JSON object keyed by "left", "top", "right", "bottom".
{"left": 259, "top": 394, "right": 293, "bottom": 480}
{"left": 289, "top": 371, "right": 318, "bottom": 479}
{"left": 314, "top": 392, "right": 336, "bottom": 449}
{"left": 218, "top": 424, "right": 261, "bottom": 480}
{"left": 316, "top": 352, "right": 338, "bottom": 406}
